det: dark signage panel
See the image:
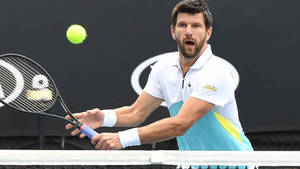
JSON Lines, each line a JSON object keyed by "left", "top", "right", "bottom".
{"left": 0, "top": 0, "right": 299, "bottom": 137}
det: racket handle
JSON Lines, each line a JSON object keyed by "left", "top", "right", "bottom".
{"left": 80, "top": 125, "right": 98, "bottom": 139}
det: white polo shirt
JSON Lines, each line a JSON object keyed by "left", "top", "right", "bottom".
{"left": 144, "top": 45, "right": 253, "bottom": 151}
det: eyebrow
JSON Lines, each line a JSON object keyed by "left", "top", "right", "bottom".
{"left": 177, "top": 21, "right": 203, "bottom": 25}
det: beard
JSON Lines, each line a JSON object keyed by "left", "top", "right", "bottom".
{"left": 176, "top": 35, "right": 206, "bottom": 59}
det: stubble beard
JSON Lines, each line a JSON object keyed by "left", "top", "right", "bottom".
{"left": 177, "top": 35, "right": 206, "bottom": 59}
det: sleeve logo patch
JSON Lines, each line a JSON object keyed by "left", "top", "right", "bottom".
{"left": 204, "top": 84, "right": 218, "bottom": 92}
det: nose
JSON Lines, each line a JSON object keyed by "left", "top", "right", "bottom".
{"left": 185, "top": 25, "right": 193, "bottom": 37}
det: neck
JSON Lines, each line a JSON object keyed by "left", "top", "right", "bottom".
{"left": 179, "top": 43, "right": 207, "bottom": 75}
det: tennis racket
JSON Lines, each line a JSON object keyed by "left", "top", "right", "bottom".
{"left": 0, "top": 53, "right": 98, "bottom": 139}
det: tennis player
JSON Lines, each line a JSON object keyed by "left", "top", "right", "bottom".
{"left": 66, "top": 0, "right": 253, "bottom": 153}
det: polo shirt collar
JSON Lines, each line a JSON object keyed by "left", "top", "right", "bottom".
{"left": 172, "top": 44, "right": 213, "bottom": 70}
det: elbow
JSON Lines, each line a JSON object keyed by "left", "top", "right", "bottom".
{"left": 129, "top": 106, "right": 147, "bottom": 126}
{"left": 173, "top": 119, "right": 190, "bottom": 137}
{"left": 135, "top": 117, "right": 146, "bottom": 126}
{"left": 176, "top": 125, "right": 189, "bottom": 136}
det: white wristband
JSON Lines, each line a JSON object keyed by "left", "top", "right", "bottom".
{"left": 102, "top": 109, "right": 117, "bottom": 127}
{"left": 118, "top": 128, "right": 141, "bottom": 148}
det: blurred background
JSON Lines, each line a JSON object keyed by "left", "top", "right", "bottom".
{"left": 0, "top": 0, "right": 299, "bottom": 150}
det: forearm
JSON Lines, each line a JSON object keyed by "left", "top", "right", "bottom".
{"left": 113, "top": 106, "right": 145, "bottom": 127}
{"left": 138, "top": 116, "right": 187, "bottom": 144}
{"left": 116, "top": 97, "right": 212, "bottom": 149}
{"left": 112, "top": 92, "right": 162, "bottom": 127}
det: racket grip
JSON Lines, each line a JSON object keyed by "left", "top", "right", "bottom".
{"left": 80, "top": 125, "right": 98, "bottom": 139}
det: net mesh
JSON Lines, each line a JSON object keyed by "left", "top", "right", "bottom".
{"left": 0, "top": 150, "right": 299, "bottom": 169}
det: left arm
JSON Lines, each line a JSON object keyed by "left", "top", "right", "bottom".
{"left": 138, "top": 96, "right": 213, "bottom": 143}
{"left": 91, "top": 96, "right": 213, "bottom": 149}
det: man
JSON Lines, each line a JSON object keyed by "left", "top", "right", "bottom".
{"left": 66, "top": 0, "right": 253, "bottom": 152}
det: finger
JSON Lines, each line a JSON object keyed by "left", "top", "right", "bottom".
{"left": 65, "top": 123, "right": 74, "bottom": 130}
{"left": 95, "top": 141, "right": 104, "bottom": 150}
{"left": 91, "top": 134, "right": 101, "bottom": 145}
{"left": 72, "top": 112, "right": 85, "bottom": 119}
{"left": 101, "top": 142, "right": 108, "bottom": 150}
{"left": 71, "top": 128, "right": 81, "bottom": 136}
{"left": 103, "top": 140, "right": 113, "bottom": 150}
{"left": 95, "top": 135, "right": 107, "bottom": 150}
{"left": 65, "top": 115, "right": 71, "bottom": 120}
{"left": 79, "top": 133, "right": 86, "bottom": 139}
{"left": 91, "top": 135, "right": 98, "bottom": 145}
{"left": 65, "top": 113, "right": 80, "bottom": 120}
{"left": 66, "top": 112, "right": 85, "bottom": 120}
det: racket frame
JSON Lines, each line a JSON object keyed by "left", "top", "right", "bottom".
{"left": 0, "top": 53, "right": 82, "bottom": 128}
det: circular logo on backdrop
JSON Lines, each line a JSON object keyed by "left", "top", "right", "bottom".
{"left": 0, "top": 60, "right": 24, "bottom": 107}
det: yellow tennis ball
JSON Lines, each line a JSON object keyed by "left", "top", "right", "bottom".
{"left": 66, "top": 24, "right": 87, "bottom": 44}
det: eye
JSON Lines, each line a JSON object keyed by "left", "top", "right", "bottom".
{"left": 177, "top": 23, "right": 187, "bottom": 28}
{"left": 192, "top": 23, "right": 201, "bottom": 28}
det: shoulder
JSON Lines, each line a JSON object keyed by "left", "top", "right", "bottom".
{"left": 198, "top": 55, "right": 239, "bottom": 90}
{"left": 206, "top": 56, "right": 229, "bottom": 71}
{"left": 205, "top": 56, "right": 238, "bottom": 77}
{"left": 154, "top": 51, "right": 178, "bottom": 66}
{"left": 151, "top": 51, "right": 179, "bottom": 70}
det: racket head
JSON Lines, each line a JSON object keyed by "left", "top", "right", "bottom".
{"left": 0, "top": 53, "right": 98, "bottom": 136}
{"left": 0, "top": 53, "right": 59, "bottom": 113}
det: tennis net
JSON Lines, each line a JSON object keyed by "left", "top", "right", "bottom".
{"left": 0, "top": 150, "right": 299, "bottom": 169}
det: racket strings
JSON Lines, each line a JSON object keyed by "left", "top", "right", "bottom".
{"left": 1, "top": 58, "right": 42, "bottom": 112}
{"left": 12, "top": 57, "right": 56, "bottom": 112}
{"left": 8, "top": 57, "right": 55, "bottom": 111}
{"left": 0, "top": 56, "right": 57, "bottom": 112}
{"left": 0, "top": 69, "right": 16, "bottom": 95}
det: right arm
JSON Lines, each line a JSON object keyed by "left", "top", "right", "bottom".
{"left": 114, "top": 91, "right": 163, "bottom": 127}
{"left": 66, "top": 58, "right": 164, "bottom": 137}
{"left": 65, "top": 91, "right": 163, "bottom": 137}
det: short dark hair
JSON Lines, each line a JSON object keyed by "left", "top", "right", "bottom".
{"left": 171, "top": 0, "right": 213, "bottom": 29}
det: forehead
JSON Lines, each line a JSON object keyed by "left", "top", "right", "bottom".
{"left": 176, "top": 12, "right": 205, "bottom": 24}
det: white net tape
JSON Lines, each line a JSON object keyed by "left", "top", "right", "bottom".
{"left": 0, "top": 150, "right": 299, "bottom": 167}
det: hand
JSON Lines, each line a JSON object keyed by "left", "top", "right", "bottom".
{"left": 65, "top": 108, "right": 104, "bottom": 138}
{"left": 91, "top": 132, "right": 123, "bottom": 150}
